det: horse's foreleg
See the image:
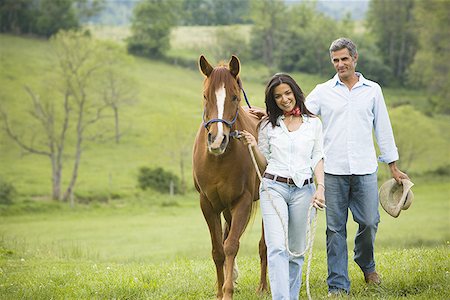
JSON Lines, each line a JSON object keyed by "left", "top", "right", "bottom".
{"left": 257, "top": 221, "right": 268, "bottom": 294}
{"left": 200, "top": 195, "right": 225, "bottom": 300}
{"left": 222, "top": 197, "right": 252, "bottom": 300}
{"left": 223, "top": 210, "right": 239, "bottom": 288}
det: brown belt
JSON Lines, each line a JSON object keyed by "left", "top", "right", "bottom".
{"left": 263, "top": 173, "right": 313, "bottom": 186}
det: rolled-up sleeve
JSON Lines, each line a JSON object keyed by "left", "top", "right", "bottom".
{"left": 311, "top": 118, "right": 324, "bottom": 170}
{"left": 257, "top": 121, "right": 270, "bottom": 161}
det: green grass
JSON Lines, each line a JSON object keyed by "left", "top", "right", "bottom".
{"left": 1, "top": 248, "right": 448, "bottom": 299}
{"left": 0, "top": 181, "right": 449, "bottom": 299}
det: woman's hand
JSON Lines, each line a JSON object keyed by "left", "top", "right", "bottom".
{"left": 248, "top": 108, "right": 267, "bottom": 120}
{"left": 312, "top": 185, "right": 326, "bottom": 210}
{"left": 240, "top": 130, "right": 257, "bottom": 147}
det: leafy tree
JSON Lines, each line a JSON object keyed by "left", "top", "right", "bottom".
{"left": 35, "top": 0, "right": 79, "bottom": 37}
{"left": 181, "top": 0, "right": 250, "bottom": 26}
{"left": 353, "top": 35, "right": 392, "bottom": 86}
{"left": 0, "top": 0, "right": 104, "bottom": 37}
{"left": 366, "top": 0, "right": 417, "bottom": 86}
{"left": 249, "top": 0, "right": 286, "bottom": 70}
{"left": 127, "top": 0, "right": 180, "bottom": 58}
{"left": 277, "top": 2, "right": 338, "bottom": 76}
{"left": 0, "top": 0, "right": 35, "bottom": 34}
{"left": 407, "top": 0, "right": 450, "bottom": 115}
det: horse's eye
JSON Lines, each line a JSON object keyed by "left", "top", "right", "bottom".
{"left": 232, "top": 95, "right": 238, "bottom": 102}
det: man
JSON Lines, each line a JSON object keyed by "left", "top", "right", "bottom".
{"left": 305, "top": 37, "right": 409, "bottom": 296}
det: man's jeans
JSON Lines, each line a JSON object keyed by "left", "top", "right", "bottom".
{"left": 325, "top": 173, "right": 380, "bottom": 293}
{"left": 260, "top": 178, "right": 315, "bottom": 300}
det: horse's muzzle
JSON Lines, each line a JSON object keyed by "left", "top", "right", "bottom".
{"left": 207, "top": 132, "right": 229, "bottom": 155}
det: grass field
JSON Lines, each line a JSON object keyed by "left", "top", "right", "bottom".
{"left": 0, "top": 30, "right": 449, "bottom": 299}
{"left": 1, "top": 179, "right": 449, "bottom": 299}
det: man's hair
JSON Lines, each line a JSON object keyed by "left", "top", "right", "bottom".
{"left": 329, "top": 37, "right": 358, "bottom": 58}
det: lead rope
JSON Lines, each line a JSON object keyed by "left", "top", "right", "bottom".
{"left": 247, "top": 144, "right": 317, "bottom": 300}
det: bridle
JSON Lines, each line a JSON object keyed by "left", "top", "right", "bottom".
{"left": 202, "top": 80, "right": 251, "bottom": 136}
{"left": 202, "top": 108, "right": 239, "bottom": 130}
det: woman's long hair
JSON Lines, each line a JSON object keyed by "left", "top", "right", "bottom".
{"left": 264, "top": 73, "right": 315, "bottom": 128}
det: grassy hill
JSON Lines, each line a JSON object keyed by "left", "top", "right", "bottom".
{"left": 0, "top": 32, "right": 449, "bottom": 201}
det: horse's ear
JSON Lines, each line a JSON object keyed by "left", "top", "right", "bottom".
{"left": 229, "top": 55, "right": 240, "bottom": 78}
{"left": 199, "top": 55, "right": 213, "bottom": 77}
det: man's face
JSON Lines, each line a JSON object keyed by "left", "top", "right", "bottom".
{"left": 331, "top": 48, "right": 358, "bottom": 81}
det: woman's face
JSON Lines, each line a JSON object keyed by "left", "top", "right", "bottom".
{"left": 273, "top": 83, "right": 296, "bottom": 113}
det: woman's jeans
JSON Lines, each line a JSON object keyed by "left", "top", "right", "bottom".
{"left": 260, "top": 178, "right": 315, "bottom": 300}
{"left": 325, "top": 173, "right": 380, "bottom": 293}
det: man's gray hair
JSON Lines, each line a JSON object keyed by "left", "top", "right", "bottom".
{"left": 329, "top": 38, "right": 358, "bottom": 58}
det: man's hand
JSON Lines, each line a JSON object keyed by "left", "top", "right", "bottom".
{"left": 389, "top": 161, "right": 410, "bottom": 184}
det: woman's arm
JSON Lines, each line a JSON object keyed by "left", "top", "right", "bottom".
{"left": 240, "top": 130, "right": 267, "bottom": 175}
{"left": 312, "top": 159, "right": 326, "bottom": 210}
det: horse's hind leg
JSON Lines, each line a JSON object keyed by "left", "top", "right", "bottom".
{"left": 257, "top": 221, "right": 268, "bottom": 294}
{"left": 222, "top": 197, "right": 252, "bottom": 300}
{"left": 200, "top": 195, "right": 225, "bottom": 299}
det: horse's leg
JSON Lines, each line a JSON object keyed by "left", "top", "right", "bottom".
{"left": 223, "top": 209, "right": 239, "bottom": 288}
{"left": 200, "top": 195, "right": 225, "bottom": 300}
{"left": 222, "top": 197, "right": 252, "bottom": 300}
{"left": 257, "top": 220, "right": 268, "bottom": 294}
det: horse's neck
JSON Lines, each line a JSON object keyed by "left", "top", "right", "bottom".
{"left": 236, "top": 106, "right": 258, "bottom": 134}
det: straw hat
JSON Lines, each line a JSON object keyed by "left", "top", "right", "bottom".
{"left": 378, "top": 178, "right": 414, "bottom": 218}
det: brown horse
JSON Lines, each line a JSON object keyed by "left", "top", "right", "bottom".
{"left": 193, "top": 55, "right": 267, "bottom": 300}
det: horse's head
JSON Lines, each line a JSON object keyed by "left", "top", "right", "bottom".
{"left": 199, "top": 55, "right": 242, "bottom": 156}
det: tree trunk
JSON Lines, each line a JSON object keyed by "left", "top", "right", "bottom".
{"left": 63, "top": 100, "right": 84, "bottom": 204}
{"left": 114, "top": 105, "right": 120, "bottom": 144}
{"left": 51, "top": 154, "right": 62, "bottom": 201}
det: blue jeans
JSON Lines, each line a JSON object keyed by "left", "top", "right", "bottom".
{"left": 260, "top": 178, "right": 315, "bottom": 300}
{"left": 325, "top": 173, "right": 380, "bottom": 293}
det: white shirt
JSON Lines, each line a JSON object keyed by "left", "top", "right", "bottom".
{"left": 258, "top": 115, "right": 324, "bottom": 186}
{"left": 306, "top": 73, "right": 399, "bottom": 175}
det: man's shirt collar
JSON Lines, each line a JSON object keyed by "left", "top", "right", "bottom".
{"left": 329, "top": 72, "right": 373, "bottom": 88}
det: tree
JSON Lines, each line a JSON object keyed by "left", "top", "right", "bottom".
{"left": 366, "top": 0, "right": 417, "bottom": 86}
{"left": 99, "top": 42, "right": 138, "bottom": 144}
{"left": 181, "top": 0, "right": 250, "bottom": 26}
{"left": 0, "top": 30, "right": 133, "bottom": 204}
{"left": 0, "top": 0, "right": 104, "bottom": 37}
{"left": 0, "top": 0, "right": 35, "bottom": 34}
{"left": 276, "top": 2, "right": 339, "bottom": 76}
{"left": 127, "top": 0, "right": 180, "bottom": 58}
{"left": 249, "top": 0, "right": 286, "bottom": 70}
{"left": 407, "top": 0, "right": 450, "bottom": 114}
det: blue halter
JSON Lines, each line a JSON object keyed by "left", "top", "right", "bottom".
{"left": 202, "top": 86, "right": 251, "bottom": 130}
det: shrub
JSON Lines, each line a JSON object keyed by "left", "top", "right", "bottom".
{"left": 137, "top": 167, "right": 182, "bottom": 194}
{"left": 0, "top": 178, "right": 16, "bottom": 205}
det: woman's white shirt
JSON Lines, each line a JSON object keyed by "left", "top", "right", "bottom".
{"left": 258, "top": 115, "right": 324, "bottom": 187}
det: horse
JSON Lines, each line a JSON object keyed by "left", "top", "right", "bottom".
{"left": 193, "top": 55, "right": 268, "bottom": 300}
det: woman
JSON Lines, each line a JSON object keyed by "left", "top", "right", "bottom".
{"left": 241, "top": 73, "right": 326, "bottom": 300}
